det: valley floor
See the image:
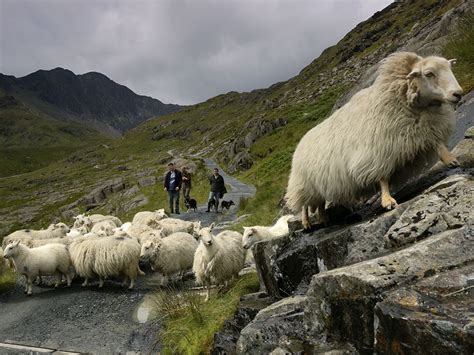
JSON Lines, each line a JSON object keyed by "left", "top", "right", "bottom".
{"left": 0, "top": 159, "right": 256, "bottom": 354}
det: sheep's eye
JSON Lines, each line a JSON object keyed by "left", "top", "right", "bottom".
{"left": 425, "top": 71, "right": 435, "bottom": 78}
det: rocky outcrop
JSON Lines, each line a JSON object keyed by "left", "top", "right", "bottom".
{"left": 231, "top": 126, "right": 474, "bottom": 354}
{"left": 216, "top": 118, "right": 287, "bottom": 173}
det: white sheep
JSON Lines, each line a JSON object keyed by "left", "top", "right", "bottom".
{"left": 136, "top": 229, "right": 162, "bottom": 245}
{"left": 73, "top": 214, "right": 122, "bottom": 231}
{"left": 286, "top": 52, "right": 463, "bottom": 229}
{"left": 193, "top": 223, "right": 245, "bottom": 300}
{"left": 0, "top": 246, "right": 9, "bottom": 275}
{"left": 132, "top": 209, "right": 168, "bottom": 225}
{"left": 69, "top": 232, "right": 143, "bottom": 289}
{"left": 242, "top": 214, "right": 294, "bottom": 249}
{"left": 140, "top": 232, "right": 198, "bottom": 285}
{"left": 90, "top": 220, "right": 117, "bottom": 236}
{"left": 2, "top": 223, "right": 70, "bottom": 246}
{"left": 66, "top": 225, "right": 88, "bottom": 238}
{"left": 157, "top": 218, "right": 201, "bottom": 237}
{"left": 3, "top": 241, "right": 73, "bottom": 295}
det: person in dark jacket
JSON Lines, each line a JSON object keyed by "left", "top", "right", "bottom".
{"left": 163, "top": 162, "right": 182, "bottom": 214}
{"left": 206, "top": 168, "right": 225, "bottom": 212}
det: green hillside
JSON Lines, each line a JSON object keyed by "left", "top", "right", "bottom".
{"left": 0, "top": 90, "right": 107, "bottom": 177}
{"left": 1, "top": 0, "right": 471, "bottom": 237}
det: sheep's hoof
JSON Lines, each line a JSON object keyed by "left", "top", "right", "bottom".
{"left": 302, "top": 221, "right": 312, "bottom": 231}
{"left": 381, "top": 196, "right": 398, "bottom": 210}
{"left": 445, "top": 157, "right": 460, "bottom": 168}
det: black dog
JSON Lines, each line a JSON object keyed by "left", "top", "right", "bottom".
{"left": 184, "top": 196, "right": 197, "bottom": 212}
{"left": 220, "top": 200, "right": 235, "bottom": 211}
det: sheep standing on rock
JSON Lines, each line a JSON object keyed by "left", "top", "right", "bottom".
{"left": 3, "top": 241, "right": 73, "bottom": 295}
{"left": 193, "top": 223, "right": 245, "bottom": 300}
{"left": 140, "top": 232, "right": 198, "bottom": 285}
{"left": 242, "top": 214, "right": 294, "bottom": 249}
{"left": 286, "top": 52, "right": 463, "bottom": 229}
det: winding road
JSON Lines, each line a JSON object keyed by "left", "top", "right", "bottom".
{"left": 0, "top": 158, "right": 255, "bottom": 354}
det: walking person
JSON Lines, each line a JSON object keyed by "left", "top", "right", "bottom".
{"left": 163, "top": 162, "right": 182, "bottom": 214}
{"left": 182, "top": 166, "right": 192, "bottom": 201}
{"left": 206, "top": 168, "right": 226, "bottom": 212}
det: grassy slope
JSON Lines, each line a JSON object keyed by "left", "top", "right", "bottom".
{"left": 0, "top": 91, "right": 107, "bottom": 177}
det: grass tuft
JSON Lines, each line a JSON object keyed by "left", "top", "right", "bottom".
{"left": 155, "top": 273, "right": 259, "bottom": 354}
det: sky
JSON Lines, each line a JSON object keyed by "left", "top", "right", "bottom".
{"left": 0, "top": 0, "right": 393, "bottom": 105}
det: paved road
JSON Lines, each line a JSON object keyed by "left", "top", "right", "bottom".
{"left": 0, "top": 158, "right": 256, "bottom": 354}
{"left": 178, "top": 158, "right": 256, "bottom": 228}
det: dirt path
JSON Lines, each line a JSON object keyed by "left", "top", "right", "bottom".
{"left": 0, "top": 158, "right": 255, "bottom": 354}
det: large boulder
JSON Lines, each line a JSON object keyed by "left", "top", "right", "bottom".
{"left": 235, "top": 126, "right": 474, "bottom": 354}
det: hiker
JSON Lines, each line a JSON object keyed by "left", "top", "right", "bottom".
{"left": 163, "top": 162, "right": 182, "bottom": 214}
{"left": 206, "top": 167, "right": 226, "bottom": 212}
{"left": 182, "top": 166, "right": 192, "bottom": 201}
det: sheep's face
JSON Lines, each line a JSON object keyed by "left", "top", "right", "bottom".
{"left": 140, "top": 240, "right": 159, "bottom": 259}
{"left": 3, "top": 241, "right": 20, "bottom": 258}
{"left": 198, "top": 228, "right": 214, "bottom": 246}
{"left": 54, "top": 222, "right": 70, "bottom": 234}
{"left": 407, "top": 57, "right": 463, "bottom": 107}
{"left": 155, "top": 209, "right": 167, "bottom": 219}
{"left": 242, "top": 227, "right": 256, "bottom": 249}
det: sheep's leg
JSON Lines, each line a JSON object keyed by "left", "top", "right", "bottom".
{"left": 205, "top": 285, "right": 211, "bottom": 302}
{"left": 122, "top": 276, "right": 129, "bottom": 287}
{"left": 55, "top": 274, "right": 61, "bottom": 288}
{"left": 129, "top": 277, "right": 135, "bottom": 290}
{"left": 82, "top": 277, "right": 89, "bottom": 287}
{"left": 99, "top": 277, "right": 104, "bottom": 288}
{"left": 66, "top": 273, "right": 72, "bottom": 287}
{"left": 302, "top": 205, "right": 311, "bottom": 230}
{"left": 380, "top": 178, "right": 397, "bottom": 210}
{"left": 26, "top": 276, "right": 33, "bottom": 296}
{"left": 24, "top": 275, "right": 28, "bottom": 293}
{"left": 317, "top": 200, "right": 329, "bottom": 226}
{"left": 438, "top": 143, "right": 459, "bottom": 168}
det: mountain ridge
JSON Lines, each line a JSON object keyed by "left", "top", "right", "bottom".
{"left": 0, "top": 67, "right": 182, "bottom": 134}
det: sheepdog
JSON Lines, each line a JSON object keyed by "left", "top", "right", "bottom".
{"left": 184, "top": 196, "right": 197, "bottom": 212}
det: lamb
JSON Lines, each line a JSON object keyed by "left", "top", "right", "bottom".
{"left": 242, "top": 214, "right": 294, "bottom": 249}
{"left": 193, "top": 223, "right": 245, "bottom": 300}
{"left": 3, "top": 241, "right": 73, "bottom": 295}
{"left": 132, "top": 209, "right": 168, "bottom": 225}
{"left": 285, "top": 52, "right": 463, "bottom": 229}
{"left": 157, "top": 218, "right": 201, "bottom": 237}
{"left": 69, "top": 233, "right": 143, "bottom": 289}
{"left": 140, "top": 232, "right": 198, "bottom": 285}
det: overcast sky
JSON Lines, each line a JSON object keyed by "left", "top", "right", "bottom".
{"left": 0, "top": 0, "right": 393, "bottom": 105}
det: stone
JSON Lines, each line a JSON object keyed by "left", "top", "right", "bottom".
{"left": 138, "top": 176, "right": 156, "bottom": 187}
{"left": 304, "top": 227, "right": 473, "bottom": 353}
{"left": 236, "top": 296, "right": 307, "bottom": 354}
{"left": 228, "top": 151, "right": 253, "bottom": 174}
{"left": 384, "top": 174, "right": 473, "bottom": 248}
{"left": 375, "top": 265, "right": 474, "bottom": 354}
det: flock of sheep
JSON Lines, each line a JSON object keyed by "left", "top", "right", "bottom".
{"left": 1, "top": 210, "right": 292, "bottom": 299}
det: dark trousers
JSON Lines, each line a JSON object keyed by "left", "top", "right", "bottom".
{"left": 208, "top": 191, "right": 220, "bottom": 211}
{"left": 168, "top": 190, "right": 180, "bottom": 212}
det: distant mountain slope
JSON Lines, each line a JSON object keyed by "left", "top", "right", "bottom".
{"left": 0, "top": 68, "right": 181, "bottom": 133}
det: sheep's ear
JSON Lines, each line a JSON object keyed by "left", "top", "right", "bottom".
{"left": 209, "top": 222, "right": 215, "bottom": 230}
{"left": 407, "top": 68, "right": 421, "bottom": 80}
{"left": 448, "top": 58, "right": 457, "bottom": 66}
{"left": 13, "top": 240, "right": 20, "bottom": 246}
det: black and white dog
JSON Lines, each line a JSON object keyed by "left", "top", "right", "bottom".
{"left": 184, "top": 196, "right": 197, "bottom": 212}
{"left": 220, "top": 200, "right": 235, "bottom": 211}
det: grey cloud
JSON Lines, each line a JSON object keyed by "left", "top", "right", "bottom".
{"left": 0, "top": 0, "right": 393, "bottom": 104}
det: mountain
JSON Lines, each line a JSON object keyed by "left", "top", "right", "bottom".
{"left": 0, "top": 0, "right": 472, "bottom": 235}
{"left": 0, "top": 68, "right": 181, "bottom": 134}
